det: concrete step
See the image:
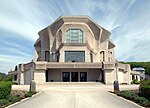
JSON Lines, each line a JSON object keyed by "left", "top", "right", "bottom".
{"left": 37, "top": 82, "right": 104, "bottom": 87}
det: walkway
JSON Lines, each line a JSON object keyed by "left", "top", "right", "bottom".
{"left": 10, "top": 83, "right": 141, "bottom": 108}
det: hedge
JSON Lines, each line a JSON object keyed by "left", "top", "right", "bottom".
{"left": 140, "top": 85, "right": 150, "bottom": 98}
{"left": 117, "top": 90, "right": 150, "bottom": 107}
{"left": 139, "top": 80, "right": 150, "bottom": 100}
{"left": 0, "top": 82, "right": 12, "bottom": 99}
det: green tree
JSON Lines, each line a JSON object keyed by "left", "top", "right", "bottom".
{"left": 122, "top": 62, "right": 150, "bottom": 75}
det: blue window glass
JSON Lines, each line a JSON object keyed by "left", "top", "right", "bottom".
{"left": 66, "top": 29, "right": 83, "bottom": 43}
{"left": 65, "top": 51, "right": 85, "bottom": 62}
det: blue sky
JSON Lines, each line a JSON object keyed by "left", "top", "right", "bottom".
{"left": 0, "top": 0, "right": 150, "bottom": 73}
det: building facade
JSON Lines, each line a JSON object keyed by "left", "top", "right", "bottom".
{"left": 8, "top": 16, "right": 132, "bottom": 85}
{"left": 131, "top": 67, "right": 145, "bottom": 80}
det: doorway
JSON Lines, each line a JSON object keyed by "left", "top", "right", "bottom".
{"left": 71, "top": 72, "right": 78, "bottom": 82}
{"left": 62, "top": 72, "right": 70, "bottom": 82}
{"left": 80, "top": 72, "right": 87, "bottom": 82}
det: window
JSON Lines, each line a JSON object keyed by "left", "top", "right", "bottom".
{"left": 132, "top": 75, "right": 135, "bottom": 80}
{"left": 45, "top": 51, "right": 50, "bottom": 62}
{"left": 37, "top": 51, "right": 41, "bottom": 61}
{"left": 66, "top": 29, "right": 83, "bottom": 43}
{"left": 14, "top": 75, "right": 17, "bottom": 81}
{"left": 56, "top": 51, "right": 60, "bottom": 62}
{"left": 100, "top": 51, "right": 105, "bottom": 61}
{"left": 90, "top": 52, "right": 93, "bottom": 62}
{"left": 65, "top": 51, "right": 85, "bottom": 62}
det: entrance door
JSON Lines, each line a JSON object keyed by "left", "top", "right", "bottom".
{"left": 71, "top": 72, "right": 78, "bottom": 82}
{"left": 80, "top": 72, "right": 87, "bottom": 82}
{"left": 63, "top": 72, "right": 70, "bottom": 82}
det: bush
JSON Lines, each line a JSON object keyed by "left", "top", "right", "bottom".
{"left": 132, "top": 79, "right": 140, "bottom": 84}
{"left": 0, "top": 99, "right": 9, "bottom": 107}
{"left": 6, "top": 95, "right": 21, "bottom": 103}
{"left": 140, "top": 80, "right": 150, "bottom": 87}
{"left": 117, "top": 90, "right": 150, "bottom": 107}
{"left": 134, "top": 97, "right": 150, "bottom": 106}
{"left": 118, "top": 91, "right": 138, "bottom": 100}
{"left": 140, "top": 85, "right": 150, "bottom": 100}
{"left": 25, "top": 91, "right": 36, "bottom": 98}
{"left": 139, "top": 80, "right": 150, "bottom": 100}
{"left": 0, "top": 82, "right": 12, "bottom": 99}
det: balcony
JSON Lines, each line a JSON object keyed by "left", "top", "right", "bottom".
{"left": 35, "top": 62, "right": 103, "bottom": 69}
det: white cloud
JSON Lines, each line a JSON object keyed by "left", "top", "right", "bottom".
{"left": 0, "top": 0, "right": 150, "bottom": 73}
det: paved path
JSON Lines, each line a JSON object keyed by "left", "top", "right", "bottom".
{"left": 10, "top": 83, "right": 141, "bottom": 108}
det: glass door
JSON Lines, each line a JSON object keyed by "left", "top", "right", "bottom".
{"left": 62, "top": 72, "right": 70, "bottom": 82}
{"left": 71, "top": 72, "right": 78, "bottom": 82}
{"left": 80, "top": 72, "right": 87, "bottom": 82}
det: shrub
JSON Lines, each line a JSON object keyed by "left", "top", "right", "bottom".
{"left": 0, "top": 99, "right": 9, "bottom": 107}
{"left": 140, "top": 80, "right": 150, "bottom": 87}
{"left": 139, "top": 80, "right": 150, "bottom": 100}
{"left": 25, "top": 91, "right": 36, "bottom": 97}
{"left": 117, "top": 90, "right": 150, "bottom": 107}
{"left": 134, "top": 97, "right": 150, "bottom": 106}
{"left": 0, "top": 82, "right": 12, "bottom": 99}
{"left": 132, "top": 79, "right": 140, "bottom": 84}
{"left": 6, "top": 95, "right": 21, "bottom": 103}
{"left": 118, "top": 91, "right": 138, "bottom": 100}
{"left": 140, "top": 85, "right": 150, "bottom": 100}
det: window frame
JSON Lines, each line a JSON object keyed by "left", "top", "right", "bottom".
{"left": 65, "top": 51, "right": 85, "bottom": 62}
{"left": 66, "top": 29, "right": 83, "bottom": 43}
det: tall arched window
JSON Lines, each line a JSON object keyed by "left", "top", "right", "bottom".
{"left": 100, "top": 51, "right": 105, "bottom": 62}
{"left": 66, "top": 29, "right": 83, "bottom": 43}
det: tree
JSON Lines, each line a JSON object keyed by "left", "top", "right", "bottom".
{"left": 122, "top": 62, "right": 150, "bottom": 75}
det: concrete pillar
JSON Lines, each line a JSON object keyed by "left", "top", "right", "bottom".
{"left": 138, "top": 75, "right": 140, "bottom": 81}
{"left": 20, "top": 73, "right": 24, "bottom": 85}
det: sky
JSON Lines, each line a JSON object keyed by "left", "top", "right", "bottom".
{"left": 0, "top": 0, "right": 150, "bottom": 73}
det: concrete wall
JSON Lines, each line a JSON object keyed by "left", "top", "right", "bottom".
{"left": 48, "top": 69, "right": 61, "bottom": 82}
{"left": 24, "top": 70, "right": 32, "bottom": 84}
{"left": 88, "top": 69, "right": 102, "bottom": 81}
{"left": 118, "top": 70, "right": 124, "bottom": 84}
{"left": 34, "top": 69, "right": 46, "bottom": 84}
{"left": 104, "top": 69, "right": 115, "bottom": 84}
{"left": 123, "top": 71, "right": 130, "bottom": 84}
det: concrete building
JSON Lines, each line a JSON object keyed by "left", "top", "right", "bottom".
{"left": 131, "top": 67, "right": 145, "bottom": 80}
{"left": 8, "top": 16, "right": 132, "bottom": 85}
